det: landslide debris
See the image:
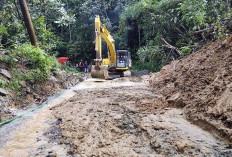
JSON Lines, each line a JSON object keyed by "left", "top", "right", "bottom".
{"left": 150, "top": 36, "right": 232, "bottom": 143}
{"left": 52, "top": 84, "right": 232, "bottom": 156}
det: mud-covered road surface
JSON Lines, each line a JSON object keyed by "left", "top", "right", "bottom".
{"left": 0, "top": 77, "right": 232, "bottom": 156}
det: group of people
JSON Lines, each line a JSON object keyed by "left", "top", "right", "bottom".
{"left": 77, "top": 60, "right": 89, "bottom": 73}
{"left": 64, "top": 60, "right": 91, "bottom": 73}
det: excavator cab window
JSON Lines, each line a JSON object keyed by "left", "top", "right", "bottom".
{"left": 116, "top": 50, "right": 132, "bottom": 68}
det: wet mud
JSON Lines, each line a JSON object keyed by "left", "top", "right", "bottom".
{"left": 52, "top": 78, "right": 232, "bottom": 156}
{"left": 0, "top": 78, "right": 232, "bottom": 156}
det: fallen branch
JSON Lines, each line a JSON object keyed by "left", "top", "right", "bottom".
{"left": 192, "top": 27, "right": 214, "bottom": 35}
{"left": 161, "top": 38, "right": 181, "bottom": 56}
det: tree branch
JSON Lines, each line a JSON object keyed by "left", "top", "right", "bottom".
{"left": 161, "top": 38, "right": 181, "bottom": 56}
{"left": 192, "top": 27, "right": 214, "bottom": 35}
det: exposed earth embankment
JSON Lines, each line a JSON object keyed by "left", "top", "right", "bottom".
{"left": 150, "top": 36, "right": 232, "bottom": 143}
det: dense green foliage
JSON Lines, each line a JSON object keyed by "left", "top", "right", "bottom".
{"left": 0, "top": 0, "right": 232, "bottom": 73}
{"left": 0, "top": 44, "right": 59, "bottom": 93}
{"left": 117, "top": 0, "right": 232, "bottom": 70}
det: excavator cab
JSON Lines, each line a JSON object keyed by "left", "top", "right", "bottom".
{"left": 116, "top": 50, "right": 132, "bottom": 69}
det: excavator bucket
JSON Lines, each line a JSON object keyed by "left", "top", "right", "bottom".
{"left": 91, "top": 65, "right": 109, "bottom": 79}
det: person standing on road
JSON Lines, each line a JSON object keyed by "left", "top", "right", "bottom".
{"left": 75, "top": 62, "right": 79, "bottom": 71}
{"left": 88, "top": 62, "right": 92, "bottom": 73}
{"left": 84, "top": 61, "right": 88, "bottom": 73}
{"left": 79, "top": 60, "right": 84, "bottom": 72}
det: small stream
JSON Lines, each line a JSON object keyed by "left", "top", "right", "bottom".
{"left": 0, "top": 87, "right": 77, "bottom": 156}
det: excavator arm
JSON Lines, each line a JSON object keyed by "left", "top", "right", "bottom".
{"left": 94, "top": 15, "right": 116, "bottom": 67}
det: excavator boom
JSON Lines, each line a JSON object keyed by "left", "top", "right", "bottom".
{"left": 94, "top": 15, "right": 116, "bottom": 67}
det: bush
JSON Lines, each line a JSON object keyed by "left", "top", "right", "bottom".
{"left": 61, "top": 65, "right": 81, "bottom": 74}
{"left": 0, "top": 77, "right": 8, "bottom": 89}
{"left": 14, "top": 44, "right": 59, "bottom": 81}
{"left": 132, "top": 61, "right": 157, "bottom": 72}
{"left": 0, "top": 44, "right": 60, "bottom": 93}
{"left": 180, "top": 46, "right": 192, "bottom": 54}
{"left": 133, "top": 45, "right": 168, "bottom": 72}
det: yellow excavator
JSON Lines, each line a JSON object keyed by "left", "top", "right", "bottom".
{"left": 91, "top": 15, "right": 132, "bottom": 79}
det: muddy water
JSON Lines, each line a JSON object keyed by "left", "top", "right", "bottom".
{"left": 0, "top": 90, "right": 76, "bottom": 157}
{"left": 0, "top": 78, "right": 232, "bottom": 156}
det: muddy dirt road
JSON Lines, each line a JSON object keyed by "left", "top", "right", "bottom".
{"left": 0, "top": 77, "right": 232, "bottom": 156}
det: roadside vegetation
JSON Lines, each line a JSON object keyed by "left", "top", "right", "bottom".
{"left": 0, "top": 0, "right": 231, "bottom": 92}
{"left": 0, "top": 44, "right": 59, "bottom": 94}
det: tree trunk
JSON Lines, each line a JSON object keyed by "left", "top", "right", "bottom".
{"left": 19, "top": 0, "right": 38, "bottom": 47}
{"left": 13, "top": 0, "right": 22, "bottom": 20}
{"left": 69, "top": 24, "right": 72, "bottom": 41}
{"left": 138, "top": 25, "right": 141, "bottom": 47}
{"left": 226, "top": 0, "right": 230, "bottom": 11}
{"left": 42, "top": 0, "right": 47, "bottom": 29}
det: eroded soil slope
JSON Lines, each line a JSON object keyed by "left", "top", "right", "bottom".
{"left": 150, "top": 36, "right": 232, "bottom": 143}
{"left": 0, "top": 69, "right": 83, "bottom": 122}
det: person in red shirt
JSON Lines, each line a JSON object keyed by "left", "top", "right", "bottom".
{"left": 79, "top": 60, "right": 84, "bottom": 72}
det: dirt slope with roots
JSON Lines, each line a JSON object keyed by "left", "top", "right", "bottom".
{"left": 150, "top": 36, "right": 232, "bottom": 143}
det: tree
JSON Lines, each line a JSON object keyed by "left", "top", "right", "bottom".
{"left": 19, "top": 0, "right": 38, "bottom": 47}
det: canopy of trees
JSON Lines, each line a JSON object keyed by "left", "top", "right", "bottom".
{"left": 0, "top": 0, "right": 232, "bottom": 71}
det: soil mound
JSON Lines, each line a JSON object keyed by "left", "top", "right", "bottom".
{"left": 150, "top": 36, "right": 232, "bottom": 143}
